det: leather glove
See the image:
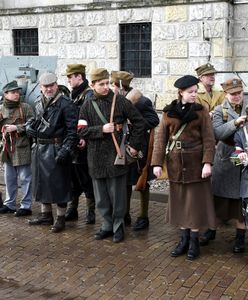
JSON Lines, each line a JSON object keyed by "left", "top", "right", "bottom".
{"left": 55, "top": 147, "right": 70, "bottom": 164}
{"left": 26, "top": 125, "right": 37, "bottom": 138}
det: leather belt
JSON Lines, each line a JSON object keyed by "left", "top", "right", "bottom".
{"left": 37, "top": 137, "right": 62, "bottom": 144}
{"left": 175, "top": 141, "right": 201, "bottom": 150}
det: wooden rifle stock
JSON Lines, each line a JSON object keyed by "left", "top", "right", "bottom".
{"left": 135, "top": 128, "right": 155, "bottom": 191}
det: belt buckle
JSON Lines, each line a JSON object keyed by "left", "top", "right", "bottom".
{"left": 175, "top": 141, "right": 182, "bottom": 150}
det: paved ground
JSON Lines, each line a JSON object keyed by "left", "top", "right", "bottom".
{"left": 0, "top": 191, "right": 248, "bottom": 300}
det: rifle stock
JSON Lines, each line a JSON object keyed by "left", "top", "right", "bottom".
{"left": 135, "top": 128, "right": 155, "bottom": 191}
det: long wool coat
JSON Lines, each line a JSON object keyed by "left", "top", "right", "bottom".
{"left": 29, "top": 93, "right": 78, "bottom": 204}
{"left": 78, "top": 90, "right": 145, "bottom": 179}
{"left": 0, "top": 101, "right": 34, "bottom": 166}
{"left": 212, "top": 97, "right": 248, "bottom": 199}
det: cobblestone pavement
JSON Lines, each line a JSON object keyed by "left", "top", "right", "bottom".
{"left": 0, "top": 194, "right": 248, "bottom": 300}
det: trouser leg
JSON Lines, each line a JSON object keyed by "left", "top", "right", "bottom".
{"left": 18, "top": 164, "right": 32, "bottom": 210}
{"left": 139, "top": 183, "right": 150, "bottom": 218}
{"left": 3, "top": 163, "right": 18, "bottom": 210}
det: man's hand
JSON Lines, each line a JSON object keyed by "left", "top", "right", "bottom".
{"left": 126, "top": 145, "right": 138, "bottom": 157}
{"left": 102, "top": 123, "right": 114, "bottom": 133}
{"left": 235, "top": 115, "right": 247, "bottom": 127}
{"left": 202, "top": 163, "right": 212, "bottom": 178}
{"left": 153, "top": 166, "right": 162, "bottom": 178}
{"left": 77, "top": 138, "right": 86, "bottom": 150}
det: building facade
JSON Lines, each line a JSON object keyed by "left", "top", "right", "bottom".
{"left": 0, "top": 0, "right": 248, "bottom": 109}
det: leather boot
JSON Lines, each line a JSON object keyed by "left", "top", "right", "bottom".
{"left": 233, "top": 229, "right": 246, "bottom": 253}
{"left": 199, "top": 229, "right": 216, "bottom": 246}
{"left": 171, "top": 229, "right": 190, "bottom": 257}
{"left": 29, "top": 212, "right": 54, "bottom": 225}
{"left": 65, "top": 207, "right": 78, "bottom": 221}
{"left": 86, "top": 198, "right": 95, "bottom": 224}
{"left": 51, "top": 216, "right": 65, "bottom": 233}
{"left": 187, "top": 231, "right": 200, "bottom": 260}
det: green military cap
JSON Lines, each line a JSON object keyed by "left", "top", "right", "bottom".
{"left": 65, "top": 64, "right": 86, "bottom": 76}
{"left": 2, "top": 80, "right": 22, "bottom": 93}
{"left": 221, "top": 78, "right": 243, "bottom": 94}
{"left": 90, "top": 68, "right": 109, "bottom": 82}
{"left": 110, "top": 71, "right": 134, "bottom": 87}
{"left": 195, "top": 63, "right": 217, "bottom": 77}
{"left": 39, "top": 72, "right": 57, "bottom": 85}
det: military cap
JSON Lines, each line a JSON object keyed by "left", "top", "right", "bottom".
{"left": 174, "top": 75, "right": 199, "bottom": 89}
{"left": 110, "top": 71, "right": 134, "bottom": 87}
{"left": 90, "top": 68, "right": 109, "bottom": 82}
{"left": 221, "top": 78, "right": 243, "bottom": 94}
{"left": 195, "top": 63, "right": 216, "bottom": 77}
{"left": 2, "top": 80, "right": 22, "bottom": 93}
{"left": 39, "top": 72, "right": 58, "bottom": 85}
{"left": 65, "top": 64, "right": 86, "bottom": 76}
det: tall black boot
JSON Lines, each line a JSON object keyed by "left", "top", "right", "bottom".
{"left": 86, "top": 198, "right": 95, "bottom": 224}
{"left": 51, "top": 216, "right": 66, "bottom": 233}
{"left": 233, "top": 228, "right": 246, "bottom": 253}
{"left": 187, "top": 231, "right": 200, "bottom": 260}
{"left": 171, "top": 229, "right": 190, "bottom": 257}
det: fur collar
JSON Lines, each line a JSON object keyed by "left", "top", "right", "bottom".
{"left": 126, "top": 88, "right": 142, "bottom": 105}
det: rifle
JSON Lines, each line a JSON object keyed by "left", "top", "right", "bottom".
{"left": 135, "top": 128, "right": 155, "bottom": 191}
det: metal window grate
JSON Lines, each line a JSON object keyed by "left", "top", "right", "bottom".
{"left": 13, "top": 28, "right": 39, "bottom": 56}
{"left": 120, "top": 23, "right": 151, "bottom": 78}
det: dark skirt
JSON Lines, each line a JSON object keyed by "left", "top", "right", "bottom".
{"left": 166, "top": 180, "right": 216, "bottom": 230}
{"left": 214, "top": 196, "right": 244, "bottom": 223}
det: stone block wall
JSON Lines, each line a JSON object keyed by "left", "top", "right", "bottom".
{"left": 0, "top": 1, "right": 247, "bottom": 109}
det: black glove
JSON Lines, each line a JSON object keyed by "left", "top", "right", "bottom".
{"left": 26, "top": 125, "right": 37, "bottom": 138}
{"left": 55, "top": 147, "right": 70, "bottom": 164}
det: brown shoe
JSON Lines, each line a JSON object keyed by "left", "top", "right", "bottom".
{"left": 29, "top": 212, "right": 54, "bottom": 225}
{"left": 51, "top": 216, "right": 65, "bottom": 233}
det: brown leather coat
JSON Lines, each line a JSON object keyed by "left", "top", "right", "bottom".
{"left": 151, "top": 100, "right": 215, "bottom": 183}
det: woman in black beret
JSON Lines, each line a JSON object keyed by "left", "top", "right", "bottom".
{"left": 151, "top": 75, "right": 216, "bottom": 260}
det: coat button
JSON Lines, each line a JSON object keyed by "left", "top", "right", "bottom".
{"left": 182, "top": 168, "right": 186, "bottom": 171}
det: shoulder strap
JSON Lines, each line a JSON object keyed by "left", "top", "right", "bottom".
{"left": 92, "top": 101, "right": 108, "bottom": 124}
{"left": 166, "top": 123, "right": 187, "bottom": 153}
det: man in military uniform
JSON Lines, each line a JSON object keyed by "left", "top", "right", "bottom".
{"left": 64, "top": 64, "right": 96, "bottom": 224}
{"left": 27, "top": 72, "right": 78, "bottom": 233}
{"left": 111, "top": 71, "right": 159, "bottom": 231}
{"left": 195, "top": 63, "right": 225, "bottom": 117}
{"left": 0, "top": 81, "right": 33, "bottom": 216}
{"left": 79, "top": 68, "right": 144, "bottom": 243}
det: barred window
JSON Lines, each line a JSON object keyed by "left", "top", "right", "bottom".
{"left": 13, "top": 28, "right": 39, "bottom": 56}
{"left": 120, "top": 23, "right": 151, "bottom": 78}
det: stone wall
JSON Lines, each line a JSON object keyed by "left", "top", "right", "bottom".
{"left": 0, "top": 0, "right": 248, "bottom": 109}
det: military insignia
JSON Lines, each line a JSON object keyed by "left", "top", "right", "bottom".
{"left": 232, "top": 79, "right": 238, "bottom": 86}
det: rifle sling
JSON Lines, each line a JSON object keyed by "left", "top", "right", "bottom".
{"left": 92, "top": 96, "right": 123, "bottom": 158}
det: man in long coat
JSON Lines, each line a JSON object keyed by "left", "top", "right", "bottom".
{"left": 79, "top": 68, "right": 144, "bottom": 243}
{"left": 26, "top": 72, "right": 78, "bottom": 233}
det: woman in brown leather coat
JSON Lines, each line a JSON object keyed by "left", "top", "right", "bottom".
{"left": 151, "top": 75, "right": 216, "bottom": 260}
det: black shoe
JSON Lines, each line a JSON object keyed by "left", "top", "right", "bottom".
{"left": 95, "top": 229, "right": 113, "bottom": 240}
{"left": 199, "top": 229, "right": 216, "bottom": 246}
{"left": 86, "top": 210, "right": 95, "bottom": 224}
{"left": 15, "top": 208, "right": 32, "bottom": 217}
{"left": 133, "top": 217, "right": 149, "bottom": 231}
{"left": 0, "top": 192, "right": 3, "bottom": 208}
{"left": 171, "top": 229, "right": 190, "bottom": 257}
{"left": 187, "top": 232, "right": 200, "bottom": 261}
{"left": 124, "top": 214, "right": 132, "bottom": 226}
{"left": 233, "top": 229, "right": 246, "bottom": 253}
{"left": 113, "top": 226, "right": 124, "bottom": 243}
{"left": 65, "top": 208, "right": 78, "bottom": 221}
{"left": 0, "top": 205, "right": 16, "bottom": 214}
{"left": 51, "top": 216, "right": 66, "bottom": 233}
{"left": 29, "top": 212, "right": 54, "bottom": 225}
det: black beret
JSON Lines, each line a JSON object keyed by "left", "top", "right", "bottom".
{"left": 174, "top": 75, "right": 199, "bottom": 89}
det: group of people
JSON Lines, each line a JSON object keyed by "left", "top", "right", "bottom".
{"left": 0, "top": 62, "right": 247, "bottom": 259}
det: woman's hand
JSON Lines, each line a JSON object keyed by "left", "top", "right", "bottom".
{"left": 4, "top": 124, "right": 17, "bottom": 133}
{"left": 202, "top": 163, "right": 212, "bottom": 178}
{"left": 153, "top": 166, "right": 162, "bottom": 178}
{"left": 238, "top": 152, "right": 248, "bottom": 162}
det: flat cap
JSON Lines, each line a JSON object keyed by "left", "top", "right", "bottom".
{"left": 2, "top": 80, "right": 22, "bottom": 93}
{"left": 110, "top": 71, "right": 134, "bottom": 87}
{"left": 65, "top": 64, "right": 86, "bottom": 76}
{"left": 90, "top": 68, "right": 109, "bottom": 82}
{"left": 195, "top": 63, "right": 216, "bottom": 77}
{"left": 174, "top": 75, "right": 199, "bottom": 89}
{"left": 39, "top": 72, "right": 58, "bottom": 85}
{"left": 221, "top": 78, "right": 243, "bottom": 94}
